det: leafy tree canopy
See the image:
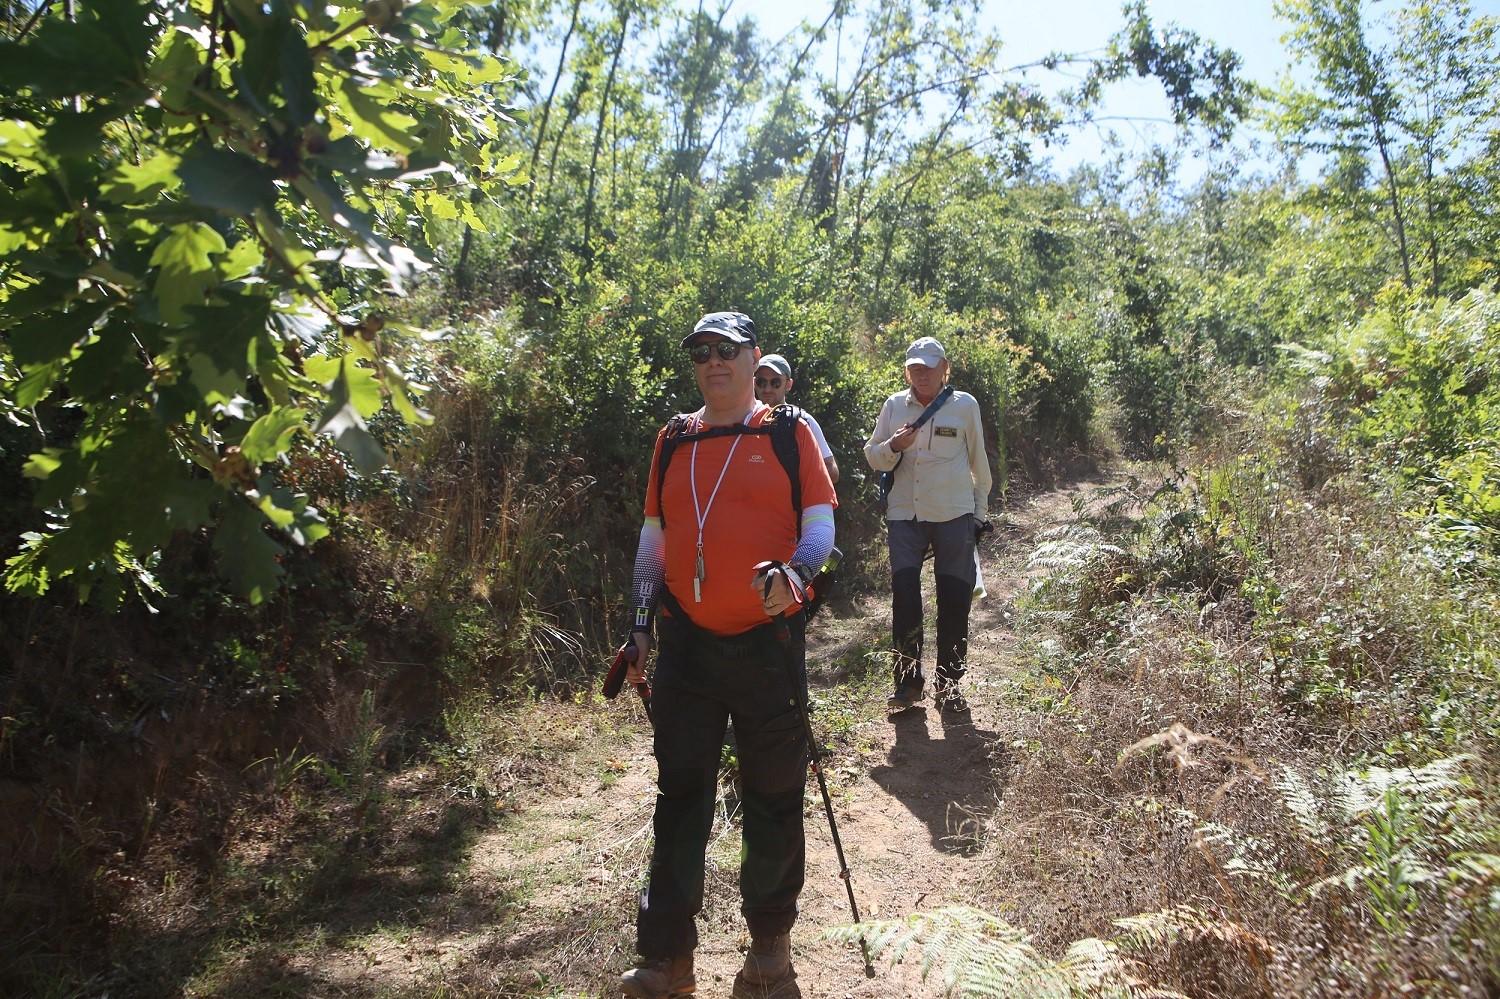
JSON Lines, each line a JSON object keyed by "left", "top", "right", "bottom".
{"left": 0, "top": 0, "right": 520, "bottom": 604}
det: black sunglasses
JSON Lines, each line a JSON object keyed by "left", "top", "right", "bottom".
{"left": 755, "top": 376, "right": 783, "bottom": 389}
{"left": 689, "top": 341, "right": 743, "bottom": 364}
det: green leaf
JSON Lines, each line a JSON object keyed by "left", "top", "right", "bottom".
{"left": 240, "top": 406, "right": 308, "bottom": 465}
{"left": 343, "top": 358, "right": 383, "bottom": 418}
{"left": 4, "top": 539, "right": 51, "bottom": 598}
{"left": 317, "top": 402, "right": 389, "bottom": 473}
{"left": 314, "top": 359, "right": 388, "bottom": 473}
{"left": 185, "top": 353, "right": 244, "bottom": 401}
{"left": 149, "top": 222, "right": 226, "bottom": 324}
{"left": 44, "top": 105, "right": 133, "bottom": 156}
{"left": 83, "top": 259, "right": 144, "bottom": 289}
{"left": 257, "top": 486, "right": 330, "bottom": 546}
{"left": 0, "top": 20, "right": 137, "bottom": 97}
{"left": 0, "top": 226, "right": 26, "bottom": 255}
{"left": 415, "top": 187, "right": 461, "bottom": 222}
{"left": 178, "top": 148, "right": 279, "bottom": 216}
{"left": 175, "top": 294, "right": 272, "bottom": 399}
{"left": 163, "top": 479, "right": 218, "bottom": 533}
{"left": 83, "top": 0, "right": 156, "bottom": 70}
{"left": 214, "top": 499, "right": 286, "bottom": 605}
{"left": 238, "top": 4, "right": 295, "bottom": 107}
{"left": 9, "top": 301, "right": 110, "bottom": 365}
{"left": 306, "top": 355, "right": 381, "bottom": 419}
{"left": 69, "top": 324, "right": 148, "bottom": 402}
{"left": 24, "top": 445, "right": 83, "bottom": 503}
{"left": 341, "top": 79, "right": 420, "bottom": 154}
{"left": 303, "top": 355, "right": 341, "bottom": 386}
{"left": 148, "top": 25, "right": 207, "bottom": 109}
{"left": 219, "top": 238, "right": 266, "bottom": 280}
{"left": 22, "top": 448, "right": 65, "bottom": 480}
{"left": 280, "top": 26, "right": 318, "bottom": 127}
{"left": 0, "top": 119, "right": 52, "bottom": 172}
{"left": 293, "top": 174, "right": 378, "bottom": 244}
{"left": 99, "top": 151, "right": 183, "bottom": 205}
{"left": 15, "top": 361, "right": 65, "bottom": 408}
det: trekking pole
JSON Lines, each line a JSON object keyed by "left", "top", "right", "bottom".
{"left": 755, "top": 560, "right": 876, "bottom": 978}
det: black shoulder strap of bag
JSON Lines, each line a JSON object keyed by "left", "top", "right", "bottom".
{"left": 879, "top": 385, "right": 955, "bottom": 503}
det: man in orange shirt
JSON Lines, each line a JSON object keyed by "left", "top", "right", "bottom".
{"left": 618, "top": 311, "right": 837, "bottom": 999}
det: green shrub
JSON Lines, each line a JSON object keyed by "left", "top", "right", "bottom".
{"left": 1285, "top": 287, "right": 1500, "bottom": 551}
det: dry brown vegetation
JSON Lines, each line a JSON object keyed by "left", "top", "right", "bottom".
{"left": 4, "top": 449, "right": 1499, "bottom": 998}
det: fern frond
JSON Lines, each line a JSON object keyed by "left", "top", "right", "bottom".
{"left": 828, "top": 906, "right": 1134, "bottom": 998}
{"left": 1028, "top": 538, "right": 1123, "bottom": 569}
{"left": 1342, "top": 755, "right": 1474, "bottom": 814}
{"left": 1277, "top": 766, "right": 1332, "bottom": 839}
{"left": 1112, "top": 904, "right": 1272, "bottom": 962}
{"left": 833, "top": 904, "right": 1247, "bottom": 998}
{"left": 1197, "top": 821, "right": 1286, "bottom": 885}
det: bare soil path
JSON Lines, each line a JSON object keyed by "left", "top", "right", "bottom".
{"left": 731, "top": 483, "right": 1089, "bottom": 999}
{"left": 550, "top": 481, "right": 1092, "bottom": 999}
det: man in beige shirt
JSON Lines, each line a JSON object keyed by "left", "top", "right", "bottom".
{"left": 863, "top": 336, "right": 991, "bottom": 714}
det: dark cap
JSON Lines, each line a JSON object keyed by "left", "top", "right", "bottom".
{"left": 682, "top": 311, "right": 757, "bottom": 348}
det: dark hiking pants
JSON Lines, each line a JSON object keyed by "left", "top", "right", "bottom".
{"left": 888, "top": 514, "right": 976, "bottom": 692}
{"left": 636, "top": 612, "right": 808, "bottom": 958}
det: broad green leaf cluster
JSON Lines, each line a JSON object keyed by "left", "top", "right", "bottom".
{"left": 0, "top": 0, "right": 518, "bottom": 603}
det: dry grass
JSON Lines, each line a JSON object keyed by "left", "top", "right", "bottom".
{"left": 973, "top": 451, "right": 1500, "bottom": 998}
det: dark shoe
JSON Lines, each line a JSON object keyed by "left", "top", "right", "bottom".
{"left": 886, "top": 682, "right": 925, "bottom": 712}
{"left": 738, "top": 934, "right": 794, "bottom": 986}
{"left": 936, "top": 684, "right": 969, "bottom": 714}
{"left": 620, "top": 953, "right": 695, "bottom": 997}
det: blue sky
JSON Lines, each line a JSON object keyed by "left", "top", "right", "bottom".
{"left": 732, "top": 0, "right": 1500, "bottom": 178}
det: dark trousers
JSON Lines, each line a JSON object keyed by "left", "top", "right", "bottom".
{"left": 888, "top": 515, "right": 976, "bottom": 691}
{"left": 636, "top": 613, "right": 808, "bottom": 958}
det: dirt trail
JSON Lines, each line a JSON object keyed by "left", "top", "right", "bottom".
{"left": 732, "top": 485, "right": 1081, "bottom": 999}
{"left": 545, "top": 483, "right": 1088, "bottom": 999}
{"left": 298, "top": 481, "right": 1096, "bottom": 998}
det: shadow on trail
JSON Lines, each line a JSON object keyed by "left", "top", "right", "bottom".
{"left": 867, "top": 708, "right": 1001, "bottom": 854}
{"left": 105, "top": 798, "right": 503, "bottom": 998}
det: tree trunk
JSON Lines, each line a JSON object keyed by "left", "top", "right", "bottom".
{"left": 529, "top": 0, "right": 585, "bottom": 183}
{"left": 581, "top": 2, "right": 632, "bottom": 279}
{"left": 1373, "top": 133, "right": 1414, "bottom": 291}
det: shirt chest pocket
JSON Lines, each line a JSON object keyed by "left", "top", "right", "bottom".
{"left": 919, "top": 423, "right": 964, "bottom": 463}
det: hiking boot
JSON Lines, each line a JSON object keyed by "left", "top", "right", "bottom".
{"left": 936, "top": 684, "right": 969, "bottom": 714}
{"left": 738, "top": 934, "right": 794, "bottom": 987}
{"left": 620, "top": 954, "right": 695, "bottom": 998}
{"left": 886, "top": 682, "right": 924, "bottom": 712}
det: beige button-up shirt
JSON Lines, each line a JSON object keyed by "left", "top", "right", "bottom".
{"left": 864, "top": 388, "right": 992, "bottom": 523}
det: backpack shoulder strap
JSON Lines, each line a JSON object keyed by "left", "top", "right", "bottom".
{"left": 767, "top": 404, "right": 803, "bottom": 518}
{"left": 655, "top": 414, "right": 693, "bottom": 530}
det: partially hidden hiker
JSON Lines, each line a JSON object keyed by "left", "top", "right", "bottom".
{"left": 862, "top": 335, "right": 992, "bottom": 716}
{"left": 755, "top": 352, "right": 840, "bottom": 484}
{"left": 617, "top": 310, "right": 838, "bottom": 999}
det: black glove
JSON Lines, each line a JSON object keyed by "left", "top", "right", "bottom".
{"left": 974, "top": 519, "right": 993, "bottom": 543}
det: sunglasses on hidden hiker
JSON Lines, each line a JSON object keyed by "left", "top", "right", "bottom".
{"left": 755, "top": 376, "right": 783, "bottom": 389}
{"left": 689, "top": 341, "right": 744, "bottom": 364}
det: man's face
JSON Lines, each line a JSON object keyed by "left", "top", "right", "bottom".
{"left": 755, "top": 366, "right": 791, "bottom": 407}
{"left": 904, "top": 359, "right": 948, "bottom": 401}
{"left": 691, "top": 336, "right": 759, "bottom": 410}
